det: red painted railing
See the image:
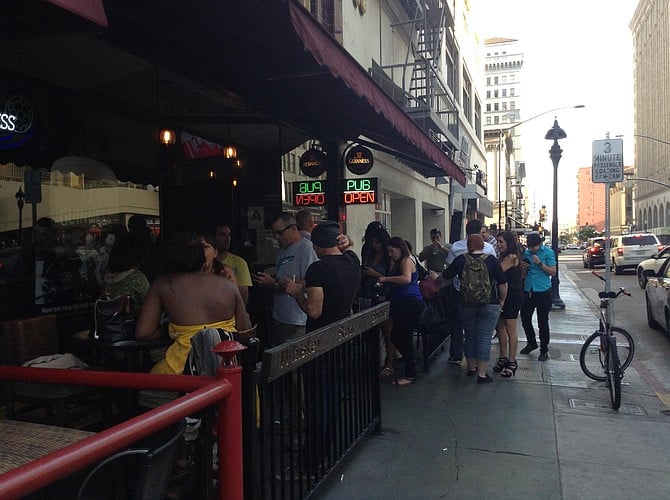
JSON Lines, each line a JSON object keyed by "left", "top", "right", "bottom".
{"left": 0, "top": 360, "right": 243, "bottom": 499}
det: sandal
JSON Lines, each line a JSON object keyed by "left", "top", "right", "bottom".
{"left": 392, "top": 376, "right": 415, "bottom": 386}
{"left": 379, "top": 367, "right": 394, "bottom": 378}
{"left": 500, "top": 359, "right": 518, "bottom": 378}
{"left": 492, "top": 357, "right": 508, "bottom": 373}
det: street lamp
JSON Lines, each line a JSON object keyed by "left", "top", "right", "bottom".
{"left": 15, "top": 186, "right": 25, "bottom": 245}
{"left": 545, "top": 119, "right": 566, "bottom": 309}
{"left": 495, "top": 105, "right": 585, "bottom": 230}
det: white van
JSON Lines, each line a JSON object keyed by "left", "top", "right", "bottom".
{"left": 609, "top": 233, "right": 662, "bottom": 274}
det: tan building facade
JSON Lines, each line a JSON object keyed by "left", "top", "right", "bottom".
{"left": 630, "top": 1, "right": 670, "bottom": 237}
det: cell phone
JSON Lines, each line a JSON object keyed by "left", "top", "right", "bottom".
{"left": 522, "top": 258, "right": 531, "bottom": 265}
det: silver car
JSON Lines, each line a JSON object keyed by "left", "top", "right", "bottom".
{"left": 645, "top": 256, "right": 670, "bottom": 332}
{"left": 636, "top": 245, "right": 670, "bottom": 288}
{"left": 610, "top": 233, "right": 662, "bottom": 275}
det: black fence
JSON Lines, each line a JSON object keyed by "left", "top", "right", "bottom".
{"left": 240, "top": 302, "right": 389, "bottom": 500}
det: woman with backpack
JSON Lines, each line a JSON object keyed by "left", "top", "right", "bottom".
{"left": 443, "top": 234, "right": 507, "bottom": 383}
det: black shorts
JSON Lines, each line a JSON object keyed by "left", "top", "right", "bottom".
{"left": 501, "top": 289, "right": 523, "bottom": 319}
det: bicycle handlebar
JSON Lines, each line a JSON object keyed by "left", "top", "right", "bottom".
{"left": 591, "top": 271, "right": 632, "bottom": 298}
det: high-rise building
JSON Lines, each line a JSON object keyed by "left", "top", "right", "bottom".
{"left": 481, "top": 37, "right": 526, "bottom": 231}
{"left": 630, "top": 1, "right": 670, "bottom": 235}
{"left": 577, "top": 166, "right": 606, "bottom": 232}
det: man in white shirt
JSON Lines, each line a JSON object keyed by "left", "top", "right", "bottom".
{"left": 444, "top": 219, "right": 496, "bottom": 365}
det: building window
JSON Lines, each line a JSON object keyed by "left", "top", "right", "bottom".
{"left": 375, "top": 192, "right": 391, "bottom": 232}
{"left": 510, "top": 88, "right": 515, "bottom": 96}
{"left": 510, "top": 101, "right": 515, "bottom": 110}
{"left": 501, "top": 76, "right": 507, "bottom": 84}
{"left": 502, "top": 102, "right": 507, "bottom": 111}
{"left": 494, "top": 115, "right": 499, "bottom": 124}
{"left": 486, "top": 103, "right": 491, "bottom": 112}
{"left": 486, "top": 90, "right": 491, "bottom": 99}
{"left": 494, "top": 103, "right": 499, "bottom": 111}
{"left": 502, "top": 89, "right": 507, "bottom": 97}
{"left": 494, "top": 90, "right": 498, "bottom": 98}
{"left": 462, "top": 71, "right": 472, "bottom": 123}
{"left": 494, "top": 76, "right": 498, "bottom": 85}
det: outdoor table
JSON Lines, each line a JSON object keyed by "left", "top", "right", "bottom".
{"left": 0, "top": 419, "right": 94, "bottom": 475}
{"left": 71, "top": 330, "right": 170, "bottom": 372}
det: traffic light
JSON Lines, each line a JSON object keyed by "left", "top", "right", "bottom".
{"left": 539, "top": 205, "right": 547, "bottom": 223}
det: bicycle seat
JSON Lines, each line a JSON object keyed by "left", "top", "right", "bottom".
{"left": 598, "top": 291, "right": 617, "bottom": 299}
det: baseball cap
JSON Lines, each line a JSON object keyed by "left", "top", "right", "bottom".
{"left": 526, "top": 232, "right": 543, "bottom": 247}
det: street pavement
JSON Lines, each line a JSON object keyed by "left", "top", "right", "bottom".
{"left": 315, "top": 264, "right": 670, "bottom": 499}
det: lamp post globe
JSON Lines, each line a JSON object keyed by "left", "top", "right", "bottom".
{"left": 545, "top": 118, "right": 566, "bottom": 309}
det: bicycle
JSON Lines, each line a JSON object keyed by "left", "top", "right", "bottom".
{"left": 579, "top": 271, "right": 635, "bottom": 410}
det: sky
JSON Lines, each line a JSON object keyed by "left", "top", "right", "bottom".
{"left": 474, "top": 0, "right": 639, "bottom": 226}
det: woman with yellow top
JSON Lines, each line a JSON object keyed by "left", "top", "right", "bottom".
{"left": 135, "top": 232, "right": 251, "bottom": 374}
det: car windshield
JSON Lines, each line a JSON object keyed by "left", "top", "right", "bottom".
{"left": 622, "top": 236, "right": 658, "bottom": 246}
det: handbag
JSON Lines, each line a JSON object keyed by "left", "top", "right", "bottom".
{"left": 419, "top": 277, "right": 441, "bottom": 301}
{"left": 91, "top": 293, "right": 137, "bottom": 342}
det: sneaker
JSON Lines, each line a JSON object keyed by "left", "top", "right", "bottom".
{"left": 275, "top": 466, "right": 315, "bottom": 481}
{"left": 476, "top": 373, "right": 494, "bottom": 384}
{"left": 519, "top": 345, "right": 538, "bottom": 355}
{"left": 538, "top": 352, "right": 549, "bottom": 361}
{"left": 447, "top": 357, "right": 462, "bottom": 365}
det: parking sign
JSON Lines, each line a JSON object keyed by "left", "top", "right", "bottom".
{"left": 592, "top": 139, "right": 623, "bottom": 183}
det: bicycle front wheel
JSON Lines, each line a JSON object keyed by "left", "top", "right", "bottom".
{"left": 607, "top": 337, "right": 622, "bottom": 410}
{"left": 579, "top": 327, "right": 634, "bottom": 381}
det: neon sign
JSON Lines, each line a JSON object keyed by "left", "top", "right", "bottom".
{"left": 340, "top": 177, "right": 377, "bottom": 205}
{"left": 293, "top": 180, "right": 326, "bottom": 206}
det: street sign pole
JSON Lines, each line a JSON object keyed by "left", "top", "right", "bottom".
{"left": 592, "top": 137, "right": 624, "bottom": 301}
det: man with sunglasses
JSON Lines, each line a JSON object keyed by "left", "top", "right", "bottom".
{"left": 253, "top": 212, "right": 318, "bottom": 344}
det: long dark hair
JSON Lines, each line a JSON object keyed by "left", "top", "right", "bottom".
{"left": 498, "top": 230, "right": 521, "bottom": 260}
{"left": 361, "top": 224, "right": 390, "bottom": 263}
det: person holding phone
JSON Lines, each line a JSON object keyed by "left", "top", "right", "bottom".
{"left": 252, "top": 212, "right": 318, "bottom": 345}
{"left": 519, "top": 232, "right": 556, "bottom": 361}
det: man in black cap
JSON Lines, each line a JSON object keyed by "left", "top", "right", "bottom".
{"left": 419, "top": 228, "right": 451, "bottom": 272}
{"left": 519, "top": 232, "right": 555, "bottom": 361}
{"left": 285, "top": 221, "right": 360, "bottom": 332}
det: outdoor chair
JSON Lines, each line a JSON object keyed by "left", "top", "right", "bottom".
{"left": 76, "top": 418, "right": 186, "bottom": 500}
{"left": 0, "top": 314, "right": 95, "bottom": 427}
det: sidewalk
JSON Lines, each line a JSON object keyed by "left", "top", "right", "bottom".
{"left": 315, "top": 265, "right": 670, "bottom": 499}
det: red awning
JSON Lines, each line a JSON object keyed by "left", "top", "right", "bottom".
{"left": 287, "top": 2, "right": 464, "bottom": 184}
{"left": 46, "top": 0, "right": 108, "bottom": 27}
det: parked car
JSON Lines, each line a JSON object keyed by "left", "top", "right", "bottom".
{"left": 582, "top": 237, "right": 607, "bottom": 269}
{"left": 636, "top": 245, "right": 670, "bottom": 288}
{"left": 644, "top": 257, "right": 670, "bottom": 332}
{"left": 566, "top": 243, "right": 579, "bottom": 250}
{"left": 609, "top": 233, "right": 662, "bottom": 275}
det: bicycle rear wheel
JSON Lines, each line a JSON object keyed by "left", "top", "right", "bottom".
{"left": 579, "top": 327, "right": 634, "bottom": 381}
{"left": 607, "top": 337, "right": 622, "bottom": 410}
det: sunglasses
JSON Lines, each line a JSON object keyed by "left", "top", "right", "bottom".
{"left": 272, "top": 224, "right": 295, "bottom": 236}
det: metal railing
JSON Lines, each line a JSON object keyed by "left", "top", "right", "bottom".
{"left": 0, "top": 348, "right": 244, "bottom": 500}
{"left": 247, "top": 303, "right": 389, "bottom": 499}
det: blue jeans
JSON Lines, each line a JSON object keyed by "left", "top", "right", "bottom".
{"left": 458, "top": 303, "right": 501, "bottom": 361}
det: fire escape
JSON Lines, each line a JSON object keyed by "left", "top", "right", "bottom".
{"left": 370, "top": 0, "right": 460, "bottom": 170}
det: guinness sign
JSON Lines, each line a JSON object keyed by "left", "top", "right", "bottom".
{"left": 299, "top": 146, "right": 327, "bottom": 177}
{"left": 344, "top": 144, "right": 373, "bottom": 175}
